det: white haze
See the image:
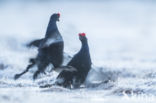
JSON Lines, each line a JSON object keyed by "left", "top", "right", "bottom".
{"left": 0, "top": 0, "right": 156, "bottom": 103}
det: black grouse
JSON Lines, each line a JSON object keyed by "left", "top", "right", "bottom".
{"left": 56, "top": 33, "right": 92, "bottom": 88}
{"left": 14, "top": 13, "right": 64, "bottom": 80}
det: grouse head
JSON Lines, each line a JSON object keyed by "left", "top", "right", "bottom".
{"left": 79, "top": 33, "right": 87, "bottom": 43}
{"left": 50, "top": 13, "right": 60, "bottom": 22}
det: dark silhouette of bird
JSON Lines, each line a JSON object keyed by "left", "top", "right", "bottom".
{"left": 27, "top": 38, "right": 43, "bottom": 48}
{"left": 14, "top": 13, "right": 64, "bottom": 80}
{"left": 56, "top": 33, "right": 92, "bottom": 88}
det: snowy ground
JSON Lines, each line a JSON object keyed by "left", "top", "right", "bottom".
{"left": 0, "top": 0, "right": 156, "bottom": 103}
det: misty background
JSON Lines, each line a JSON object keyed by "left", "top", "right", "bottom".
{"left": 0, "top": 0, "right": 156, "bottom": 103}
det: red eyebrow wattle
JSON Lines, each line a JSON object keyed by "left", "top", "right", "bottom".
{"left": 58, "top": 13, "right": 60, "bottom": 17}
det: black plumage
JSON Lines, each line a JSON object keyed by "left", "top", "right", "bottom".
{"left": 56, "top": 33, "right": 92, "bottom": 88}
{"left": 27, "top": 38, "right": 43, "bottom": 48}
{"left": 14, "top": 13, "right": 64, "bottom": 80}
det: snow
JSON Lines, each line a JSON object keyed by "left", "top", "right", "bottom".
{"left": 0, "top": 0, "right": 156, "bottom": 103}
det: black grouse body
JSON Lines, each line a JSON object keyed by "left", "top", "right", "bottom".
{"left": 56, "top": 33, "right": 92, "bottom": 88}
{"left": 14, "top": 13, "right": 64, "bottom": 80}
